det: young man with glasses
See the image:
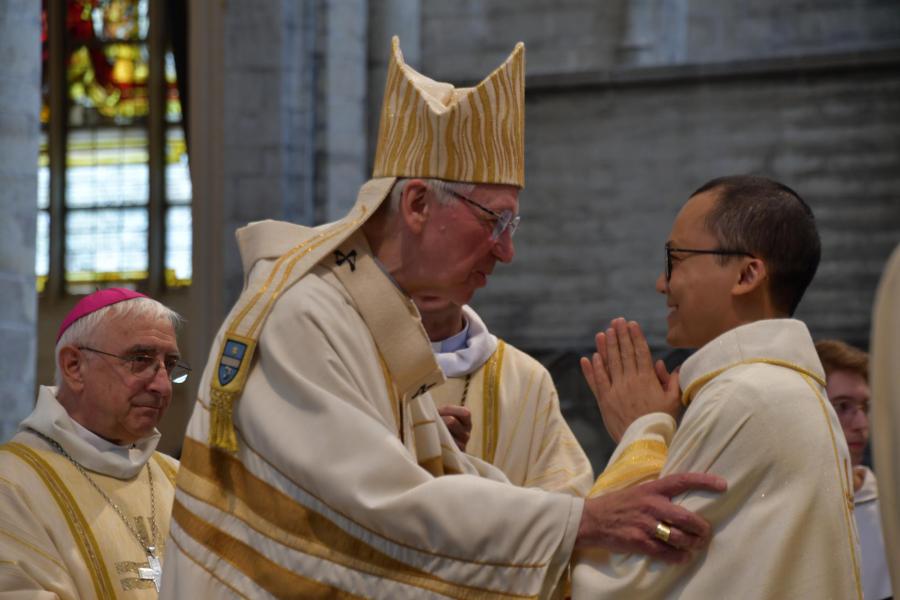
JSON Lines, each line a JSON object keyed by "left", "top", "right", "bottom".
{"left": 0, "top": 288, "right": 189, "bottom": 597}
{"left": 574, "top": 175, "right": 862, "bottom": 598}
{"left": 815, "top": 339, "right": 892, "bottom": 600}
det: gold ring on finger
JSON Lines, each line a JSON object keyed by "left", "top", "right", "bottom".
{"left": 654, "top": 521, "right": 672, "bottom": 544}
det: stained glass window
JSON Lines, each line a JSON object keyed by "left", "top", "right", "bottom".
{"left": 38, "top": 0, "right": 191, "bottom": 294}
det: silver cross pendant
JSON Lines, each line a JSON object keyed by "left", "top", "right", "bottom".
{"left": 138, "top": 546, "right": 162, "bottom": 592}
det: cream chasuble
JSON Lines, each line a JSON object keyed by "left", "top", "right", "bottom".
{"left": 162, "top": 222, "right": 582, "bottom": 600}
{"left": 0, "top": 386, "right": 178, "bottom": 599}
{"left": 870, "top": 242, "right": 900, "bottom": 593}
{"left": 430, "top": 306, "right": 593, "bottom": 497}
{"left": 573, "top": 319, "right": 862, "bottom": 599}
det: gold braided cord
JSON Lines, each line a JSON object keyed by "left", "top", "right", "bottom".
{"left": 682, "top": 358, "right": 826, "bottom": 407}
{"left": 802, "top": 375, "right": 864, "bottom": 599}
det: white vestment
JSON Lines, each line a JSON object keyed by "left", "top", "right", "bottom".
{"left": 430, "top": 306, "right": 593, "bottom": 497}
{"left": 870, "top": 242, "right": 900, "bottom": 592}
{"left": 854, "top": 466, "right": 893, "bottom": 600}
{"left": 0, "top": 386, "right": 178, "bottom": 599}
{"left": 162, "top": 223, "right": 582, "bottom": 599}
{"left": 573, "top": 319, "right": 863, "bottom": 599}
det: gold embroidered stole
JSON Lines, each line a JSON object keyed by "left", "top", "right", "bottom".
{"left": 0, "top": 443, "right": 173, "bottom": 597}
{"left": 207, "top": 178, "right": 395, "bottom": 452}
{"left": 329, "top": 231, "right": 453, "bottom": 475}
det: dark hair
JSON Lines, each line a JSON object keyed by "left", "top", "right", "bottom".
{"left": 815, "top": 339, "right": 868, "bottom": 381}
{"left": 691, "top": 175, "right": 820, "bottom": 316}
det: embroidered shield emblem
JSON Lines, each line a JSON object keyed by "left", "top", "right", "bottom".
{"left": 218, "top": 339, "right": 247, "bottom": 387}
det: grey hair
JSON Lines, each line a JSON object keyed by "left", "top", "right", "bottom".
{"left": 386, "top": 178, "right": 477, "bottom": 213}
{"left": 54, "top": 297, "right": 183, "bottom": 387}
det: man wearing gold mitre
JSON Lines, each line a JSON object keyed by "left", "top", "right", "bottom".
{"left": 160, "top": 37, "right": 724, "bottom": 599}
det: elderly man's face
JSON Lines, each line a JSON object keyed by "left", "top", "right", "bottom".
{"left": 408, "top": 183, "right": 518, "bottom": 312}
{"left": 825, "top": 369, "right": 870, "bottom": 466}
{"left": 75, "top": 312, "right": 178, "bottom": 445}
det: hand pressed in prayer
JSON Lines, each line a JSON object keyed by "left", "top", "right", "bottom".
{"left": 580, "top": 317, "right": 681, "bottom": 442}
{"left": 438, "top": 405, "right": 472, "bottom": 452}
{"left": 576, "top": 472, "right": 727, "bottom": 562}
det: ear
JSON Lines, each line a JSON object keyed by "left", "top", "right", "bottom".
{"left": 399, "top": 179, "right": 431, "bottom": 235}
{"left": 58, "top": 346, "right": 86, "bottom": 392}
{"left": 731, "top": 257, "right": 768, "bottom": 297}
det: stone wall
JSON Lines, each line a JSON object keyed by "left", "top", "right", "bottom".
{"left": 0, "top": 1, "right": 40, "bottom": 441}
{"left": 414, "top": 0, "right": 900, "bottom": 468}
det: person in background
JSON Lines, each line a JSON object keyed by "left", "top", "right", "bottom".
{"left": 816, "top": 339, "right": 893, "bottom": 600}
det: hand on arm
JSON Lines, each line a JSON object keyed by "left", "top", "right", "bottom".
{"left": 438, "top": 405, "right": 472, "bottom": 452}
{"left": 576, "top": 472, "right": 727, "bottom": 562}
{"left": 580, "top": 318, "right": 681, "bottom": 442}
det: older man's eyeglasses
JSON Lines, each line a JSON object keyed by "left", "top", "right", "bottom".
{"left": 444, "top": 188, "right": 520, "bottom": 241}
{"left": 79, "top": 346, "right": 192, "bottom": 384}
{"left": 665, "top": 244, "right": 755, "bottom": 281}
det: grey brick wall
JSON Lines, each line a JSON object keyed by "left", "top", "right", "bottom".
{"left": 413, "top": 1, "right": 900, "bottom": 469}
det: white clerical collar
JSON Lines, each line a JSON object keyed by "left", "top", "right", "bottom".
{"left": 432, "top": 306, "right": 499, "bottom": 378}
{"left": 20, "top": 386, "right": 161, "bottom": 479}
{"left": 431, "top": 318, "right": 470, "bottom": 353}
{"left": 70, "top": 417, "right": 135, "bottom": 461}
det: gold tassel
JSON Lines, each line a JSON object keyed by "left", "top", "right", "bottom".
{"left": 209, "top": 387, "right": 239, "bottom": 452}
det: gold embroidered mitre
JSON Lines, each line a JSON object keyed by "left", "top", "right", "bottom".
{"left": 372, "top": 36, "right": 525, "bottom": 187}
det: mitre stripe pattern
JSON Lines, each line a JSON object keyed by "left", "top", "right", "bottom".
{"left": 373, "top": 37, "right": 525, "bottom": 187}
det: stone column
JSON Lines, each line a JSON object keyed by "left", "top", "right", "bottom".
{"left": 316, "top": 0, "right": 369, "bottom": 222}
{"left": 367, "top": 0, "right": 421, "bottom": 165}
{"left": 618, "top": 0, "right": 688, "bottom": 67}
{"left": 0, "top": 1, "right": 40, "bottom": 440}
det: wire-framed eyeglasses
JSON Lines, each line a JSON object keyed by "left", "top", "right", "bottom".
{"left": 79, "top": 346, "right": 192, "bottom": 384}
{"left": 665, "top": 244, "right": 755, "bottom": 281}
{"left": 444, "top": 188, "right": 520, "bottom": 241}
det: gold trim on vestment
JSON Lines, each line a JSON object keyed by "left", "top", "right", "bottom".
{"left": 417, "top": 455, "right": 446, "bottom": 477}
{"left": 481, "top": 340, "right": 506, "bottom": 464}
{"left": 589, "top": 440, "right": 668, "bottom": 497}
{"left": 175, "top": 437, "right": 540, "bottom": 599}
{"left": 167, "top": 533, "right": 251, "bottom": 599}
{"left": 1, "top": 443, "right": 117, "bottom": 599}
{"left": 524, "top": 467, "right": 579, "bottom": 489}
{"left": 801, "top": 375, "right": 864, "bottom": 599}
{"left": 0, "top": 516, "right": 67, "bottom": 571}
{"left": 494, "top": 364, "right": 540, "bottom": 469}
{"left": 152, "top": 452, "right": 178, "bottom": 486}
{"left": 681, "top": 358, "right": 826, "bottom": 406}
{"left": 172, "top": 499, "right": 367, "bottom": 600}
{"left": 209, "top": 213, "right": 368, "bottom": 452}
{"left": 377, "top": 353, "right": 403, "bottom": 442}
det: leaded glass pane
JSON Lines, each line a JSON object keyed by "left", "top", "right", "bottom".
{"left": 166, "top": 128, "right": 190, "bottom": 203}
{"left": 166, "top": 206, "right": 191, "bottom": 285}
{"left": 66, "top": 127, "right": 148, "bottom": 208}
{"left": 165, "top": 51, "right": 182, "bottom": 123}
{"left": 38, "top": 132, "right": 49, "bottom": 210}
{"left": 36, "top": 212, "right": 50, "bottom": 293}
{"left": 67, "top": 0, "right": 150, "bottom": 126}
{"left": 92, "top": 0, "right": 149, "bottom": 41}
{"left": 66, "top": 208, "right": 148, "bottom": 282}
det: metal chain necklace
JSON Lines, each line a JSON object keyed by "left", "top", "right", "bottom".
{"left": 32, "top": 430, "right": 163, "bottom": 591}
{"left": 459, "top": 372, "right": 472, "bottom": 406}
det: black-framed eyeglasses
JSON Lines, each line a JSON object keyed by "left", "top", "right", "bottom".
{"left": 79, "top": 346, "right": 192, "bottom": 384}
{"left": 444, "top": 188, "right": 521, "bottom": 241}
{"left": 665, "top": 245, "right": 756, "bottom": 281}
